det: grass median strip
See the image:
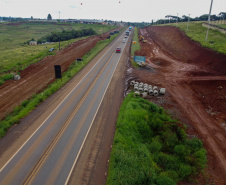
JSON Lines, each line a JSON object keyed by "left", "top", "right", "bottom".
{"left": 131, "top": 27, "right": 141, "bottom": 68}
{"left": 0, "top": 32, "right": 121, "bottom": 138}
{"left": 107, "top": 93, "right": 207, "bottom": 185}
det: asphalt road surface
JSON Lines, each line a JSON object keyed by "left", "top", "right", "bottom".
{"left": 0, "top": 30, "right": 129, "bottom": 185}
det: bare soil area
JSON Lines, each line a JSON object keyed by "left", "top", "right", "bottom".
{"left": 0, "top": 28, "right": 120, "bottom": 120}
{"left": 131, "top": 26, "right": 226, "bottom": 184}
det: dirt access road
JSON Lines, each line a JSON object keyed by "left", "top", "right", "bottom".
{"left": 0, "top": 28, "right": 121, "bottom": 120}
{"left": 132, "top": 26, "right": 226, "bottom": 184}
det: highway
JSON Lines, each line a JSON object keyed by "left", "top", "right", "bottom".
{"left": 0, "top": 30, "right": 129, "bottom": 185}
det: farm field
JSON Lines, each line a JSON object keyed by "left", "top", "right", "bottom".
{"left": 0, "top": 24, "right": 121, "bottom": 123}
{"left": 0, "top": 22, "right": 116, "bottom": 75}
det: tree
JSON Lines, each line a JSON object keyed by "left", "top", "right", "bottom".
{"left": 219, "top": 12, "right": 226, "bottom": 19}
{"left": 31, "top": 16, "right": 33, "bottom": 20}
{"left": 47, "top": 14, "right": 52, "bottom": 20}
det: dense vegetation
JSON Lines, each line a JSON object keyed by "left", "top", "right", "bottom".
{"left": 37, "top": 28, "right": 96, "bottom": 44}
{"left": 0, "top": 31, "right": 121, "bottom": 138}
{"left": 130, "top": 27, "right": 140, "bottom": 68}
{"left": 107, "top": 93, "right": 207, "bottom": 185}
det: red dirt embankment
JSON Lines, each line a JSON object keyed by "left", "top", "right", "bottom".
{"left": 0, "top": 28, "right": 120, "bottom": 120}
{"left": 146, "top": 26, "right": 226, "bottom": 74}
{"left": 133, "top": 26, "right": 226, "bottom": 184}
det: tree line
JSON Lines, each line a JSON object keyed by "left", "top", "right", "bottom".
{"left": 152, "top": 12, "right": 226, "bottom": 25}
{"left": 37, "top": 28, "right": 96, "bottom": 44}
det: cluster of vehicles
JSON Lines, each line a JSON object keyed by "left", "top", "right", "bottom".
{"left": 116, "top": 27, "right": 132, "bottom": 53}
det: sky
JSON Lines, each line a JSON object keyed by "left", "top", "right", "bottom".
{"left": 0, "top": 0, "right": 225, "bottom": 22}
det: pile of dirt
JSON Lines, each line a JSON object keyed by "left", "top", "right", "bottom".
{"left": 0, "top": 28, "right": 121, "bottom": 120}
{"left": 131, "top": 26, "right": 226, "bottom": 184}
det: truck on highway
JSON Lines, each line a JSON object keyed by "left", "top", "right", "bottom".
{"left": 126, "top": 31, "right": 129, "bottom": 36}
{"left": 129, "top": 27, "right": 132, "bottom": 31}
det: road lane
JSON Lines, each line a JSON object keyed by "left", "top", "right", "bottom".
{"left": 0, "top": 29, "right": 128, "bottom": 185}
{"left": 30, "top": 47, "right": 124, "bottom": 185}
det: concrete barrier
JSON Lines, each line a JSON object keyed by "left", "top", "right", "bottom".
{"left": 159, "top": 88, "right": 166, "bottom": 95}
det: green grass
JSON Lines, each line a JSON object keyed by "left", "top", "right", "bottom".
{"left": 0, "top": 31, "right": 121, "bottom": 138}
{"left": 218, "top": 24, "right": 226, "bottom": 29}
{"left": 173, "top": 22, "right": 226, "bottom": 54}
{"left": 107, "top": 93, "right": 207, "bottom": 185}
{"left": 130, "top": 27, "right": 141, "bottom": 68}
{"left": 131, "top": 27, "right": 140, "bottom": 56}
{"left": 0, "top": 22, "right": 116, "bottom": 76}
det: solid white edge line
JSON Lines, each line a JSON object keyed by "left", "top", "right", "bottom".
{"left": 64, "top": 32, "right": 128, "bottom": 185}
{"left": 0, "top": 33, "right": 123, "bottom": 173}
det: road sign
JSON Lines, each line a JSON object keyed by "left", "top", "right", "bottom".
{"left": 54, "top": 65, "right": 62, "bottom": 79}
{"left": 76, "top": 58, "right": 83, "bottom": 61}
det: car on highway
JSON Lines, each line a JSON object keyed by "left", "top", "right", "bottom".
{"left": 125, "top": 36, "right": 128, "bottom": 38}
{"left": 116, "top": 47, "right": 121, "bottom": 53}
{"left": 123, "top": 39, "right": 126, "bottom": 43}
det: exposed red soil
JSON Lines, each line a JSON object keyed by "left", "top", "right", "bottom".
{"left": 132, "top": 26, "right": 226, "bottom": 184}
{"left": 0, "top": 28, "right": 121, "bottom": 120}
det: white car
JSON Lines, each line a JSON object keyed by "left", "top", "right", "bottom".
{"left": 123, "top": 39, "right": 126, "bottom": 43}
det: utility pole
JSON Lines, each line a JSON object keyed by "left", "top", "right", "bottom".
{"left": 59, "top": 38, "right": 60, "bottom": 50}
{"left": 187, "top": 14, "right": 190, "bottom": 31}
{"left": 206, "top": 0, "right": 213, "bottom": 41}
{"left": 59, "top": 11, "right": 60, "bottom": 21}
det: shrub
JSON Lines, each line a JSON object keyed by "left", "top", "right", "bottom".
{"left": 155, "top": 174, "right": 176, "bottom": 185}
{"left": 149, "top": 138, "right": 162, "bottom": 153}
{"left": 185, "top": 137, "right": 203, "bottom": 152}
{"left": 149, "top": 103, "right": 158, "bottom": 112}
{"left": 178, "top": 163, "right": 192, "bottom": 179}
{"left": 161, "top": 130, "right": 179, "bottom": 152}
{"left": 174, "top": 144, "right": 190, "bottom": 159}
{"left": 160, "top": 171, "right": 179, "bottom": 183}
{"left": 150, "top": 117, "right": 164, "bottom": 131}
{"left": 2, "top": 73, "right": 13, "bottom": 81}
{"left": 21, "top": 100, "right": 30, "bottom": 107}
{"left": 0, "top": 78, "right": 4, "bottom": 85}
